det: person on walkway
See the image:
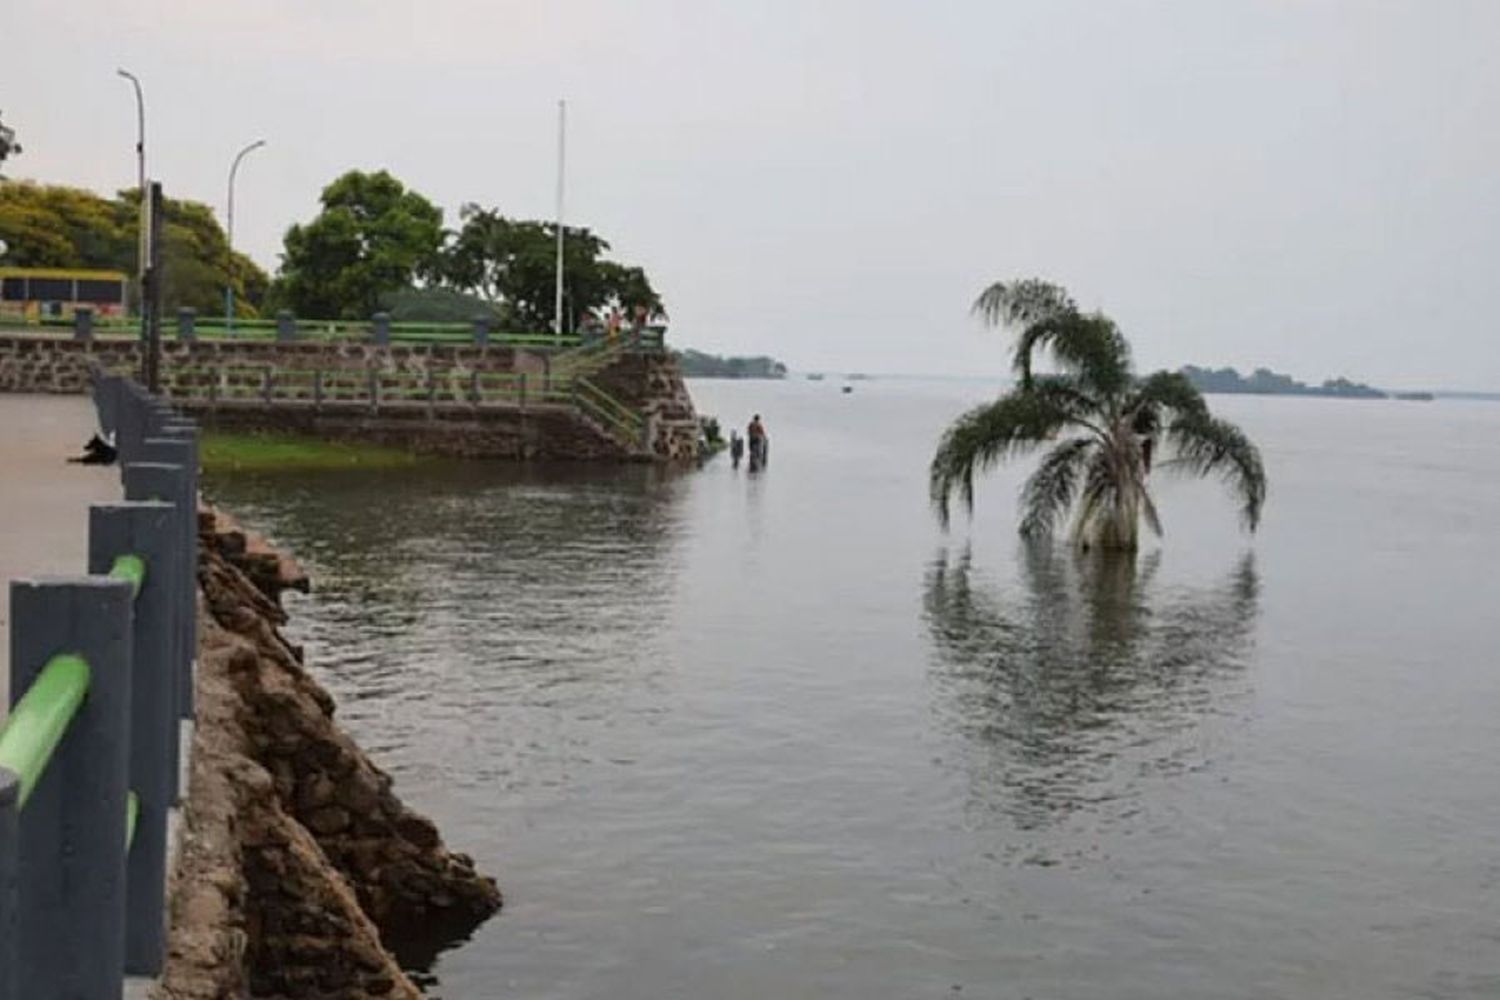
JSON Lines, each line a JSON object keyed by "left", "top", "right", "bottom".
{"left": 730, "top": 430, "right": 744, "bottom": 469}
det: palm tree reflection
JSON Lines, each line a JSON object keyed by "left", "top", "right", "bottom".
{"left": 923, "top": 545, "right": 1258, "bottom": 832}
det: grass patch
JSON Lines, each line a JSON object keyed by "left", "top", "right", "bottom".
{"left": 201, "top": 432, "right": 431, "bottom": 472}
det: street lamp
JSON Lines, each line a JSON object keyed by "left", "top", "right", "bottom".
{"left": 225, "top": 139, "right": 266, "bottom": 332}
{"left": 116, "top": 69, "right": 145, "bottom": 336}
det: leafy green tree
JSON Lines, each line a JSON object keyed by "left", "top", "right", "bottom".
{"left": 441, "top": 204, "right": 664, "bottom": 332}
{"left": 0, "top": 181, "right": 268, "bottom": 315}
{"left": 931, "top": 280, "right": 1267, "bottom": 551}
{"left": 0, "top": 111, "right": 19, "bottom": 177}
{"left": 277, "top": 170, "right": 444, "bottom": 319}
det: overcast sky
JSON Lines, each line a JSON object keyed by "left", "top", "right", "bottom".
{"left": 5, "top": 0, "right": 1498, "bottom": 387}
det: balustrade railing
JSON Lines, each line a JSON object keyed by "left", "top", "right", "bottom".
{"left": 0, "top": 373, "right": 197, "bottom": 996}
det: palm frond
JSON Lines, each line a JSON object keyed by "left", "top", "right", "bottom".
{"left": 930, "top": 391, "right": 1076, "bottom": 526}
{"left": 971, "top": 279, "right": 1076, "bottom": 329}
{"left": 1163, "top": 415, "right": 1267, "bottom": 530}
{"left": 1019, "top": 437, "right": 1097, "bottom": 540}
{"left": 1127, "top": 370, "right": 1208, "bottom": 435}
{"left": 1013, "top": 312, "right": 1133, "bottom": 397}
{"left": 1139, "top": 485, "right": 1163, "bottom": 537}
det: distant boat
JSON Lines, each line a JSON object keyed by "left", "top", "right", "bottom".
{"left": 806, "top": 373, "right": 825, "bottom": 381}
{"left": 842, "top": 385, "right": 853, "bottom": 394}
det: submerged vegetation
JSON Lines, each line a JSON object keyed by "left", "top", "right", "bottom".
{"left": 930, "top": 279, "right": 1267, "bottom": 551}
{"left": 201, "top": 432, "right": 432, "bottom": 473}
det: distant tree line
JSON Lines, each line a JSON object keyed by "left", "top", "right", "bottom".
{"left": 0, "top": 164, "right": 662, "bottom": 327}
{"left": 1179, "top": 365, "right": 1386, "bottom": 399}
{"left": 675, "top": 349, "right": 787, "bottom": 379}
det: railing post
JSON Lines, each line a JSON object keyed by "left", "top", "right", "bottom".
{"left": 88, "top": 501, "right": 176, "bottom": 975}
{"left": 261, "top": 367, "right": 273, "bottom": 403}
{"left": 9, "top": 577, "right": 134, "bottom": 998}
{"left": 469, "top": 370, "right": 480, "bottom": 407}
{"left": 426, "top": 367, "right": 436, "bottom": 415}
{"left": 114, "top": 381, "right": 150, "bottom": 467}
{"left": 93, "top": 372, "right": 122, "bottom": 440}
{"left": 0, "top": 768, "right": 17, "bottom": 1000}
{"left": 519, "top": 372, "right": 527, "bottom": 410}
{"left": 372, "top": 312, "right": 391, "bottom": 347}
{"left": 128, "top": 446, "right": 196, "bottom": 726}
{"left": 73, "top": 306, "right": 94, "bottom": 342}
{"left": 314, "top": 369, "right": 324, "bottom": 410}
{"left": 177, "top": 307, "right": 196, "bottom": 342}
{"left": 121, "top": 459, "right": 193, "bottom": 813}
{"left": 473, "top": 315, "right": 490, "bottom": 347}
{"left": 368, "top": 368, "right": 379, "bottom": 413}
{"left": 276, "top": 310, "right": 296, "bottom": 343}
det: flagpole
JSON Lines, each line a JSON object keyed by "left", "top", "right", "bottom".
{"left": 553, "top": 99, "right": 566, "bottom": 341}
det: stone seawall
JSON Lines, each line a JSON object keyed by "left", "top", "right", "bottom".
{"left": 0, "top": 334, "right": 544, "bottom": 396}
{"left": 157, "top": 507, "right": 501, "bottom": 998}
{"left": 0, "top": 333, "right": 702, "bottom": 462}
{"left": 187, "top": 403, "right": 633, "bottom": 461}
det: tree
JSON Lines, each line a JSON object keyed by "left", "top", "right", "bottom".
{"left": 0, "top": 181, "right": 269, "bottom": 315}
{"left": 277, "top": 170, "right": 443, "bottom": 319}
{"left": 930, "top": 279, "right": 1267, "bottom": 551}
{"left": 0, "top": 111, "right": 19, "bottom": 177}
{"left": 441, "top": 204, "right": 664, "bottom": 332}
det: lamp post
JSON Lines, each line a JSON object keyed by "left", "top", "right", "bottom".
{"left": 116, "top": 69, "right": 145, "bottom": 337}
{"left": 225, "top": 139, "right": 266, "bottom": 333}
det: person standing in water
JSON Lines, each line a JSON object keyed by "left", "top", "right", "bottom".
{"left": 747, "top": 414, "right": 768, "bottom": 470}
{"left": 730, "top": 430, "right": 744, "bottom": 469}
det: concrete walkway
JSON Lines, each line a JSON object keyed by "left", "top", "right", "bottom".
{"left": 0, "top": 393, "right": 116, "bottom": 712}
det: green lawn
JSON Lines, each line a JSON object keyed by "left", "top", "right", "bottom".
{"left": 201, "top": 432, "right": 431, "bottom": 472}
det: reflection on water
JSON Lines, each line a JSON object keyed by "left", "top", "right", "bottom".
{"left": 924, "top": 545, "right": 1259, "bottom": 835}
{"left": 202, "top": 462, "right": 689, "bottom": 971}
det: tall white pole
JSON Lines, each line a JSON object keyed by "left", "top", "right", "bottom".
{"left": 554, "top": 99, "right": 566, "bottom": 340}
{"left": 226, "top": 139, "right": 267, "bottom": 332}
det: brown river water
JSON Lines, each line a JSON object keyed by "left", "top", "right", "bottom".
{"left": 203, "top": 378, "right": 1500, "bottom": 999}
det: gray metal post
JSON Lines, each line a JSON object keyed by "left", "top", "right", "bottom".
{"left": 121, "top": 463, "right": 190, "bottom": 805}
{"left": 9, "top": 577, "right": 134, "bottom": 998}
{"left": 473, "top": 315, "right": 490, "bottom": 346}
{"left": 276, "top": 310, "right": 296, "bottom": 342}
{"left": 115, "top": 384, "right": 148, "bottom": 466}
{"left": 73, "top": 306, "right": 94, "bottom": 341}
{"left": 131, "top": 444, "right": 196, "bottom": 724}
{"left": 372, "top": 312, "right": 390, "bottom": 347}
{"left": 93, "top": 373, "right": 122, "bottom": 439}
{"left": 177, "top": 307, "right": 196, "bottom": 342}
{"left": 0, "top": 768, "right": 17, "bottom": 1000}
{"left": 88, "top": 501, "right": 176, "bottom": 975}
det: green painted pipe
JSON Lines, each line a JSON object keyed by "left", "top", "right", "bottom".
{"left": 109, "top": 553, "right": 146, "bottom": 598}
{"left": 0, "top": 654, "right": 91, "bottom": 808}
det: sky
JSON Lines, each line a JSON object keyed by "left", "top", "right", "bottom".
{"left": 4, "top": 0, "right": 1499, "bottom": 388}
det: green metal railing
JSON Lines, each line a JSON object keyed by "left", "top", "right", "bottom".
{"left": 0, "top": 310, "right": 677, "bottom": 355}
{"left": 0, "top": 654, "right": 91, "bottom": 810}
{"left": 2, "top": 374, "right": 201, "bottom": 994}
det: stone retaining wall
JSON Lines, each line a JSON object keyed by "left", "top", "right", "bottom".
{"left": 0, "top": 334, "right": 545, "bottom": 396}
{"left": 156, "top": 508, "right": 501, "bottom": 998}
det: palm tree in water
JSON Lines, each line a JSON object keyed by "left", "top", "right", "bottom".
{"left": 930, "top": 279, "right": 1266, "bottom": 550}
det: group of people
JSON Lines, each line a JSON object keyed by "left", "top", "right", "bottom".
{"left": 729, "top": 414, "right": 768, "bottom": 471}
